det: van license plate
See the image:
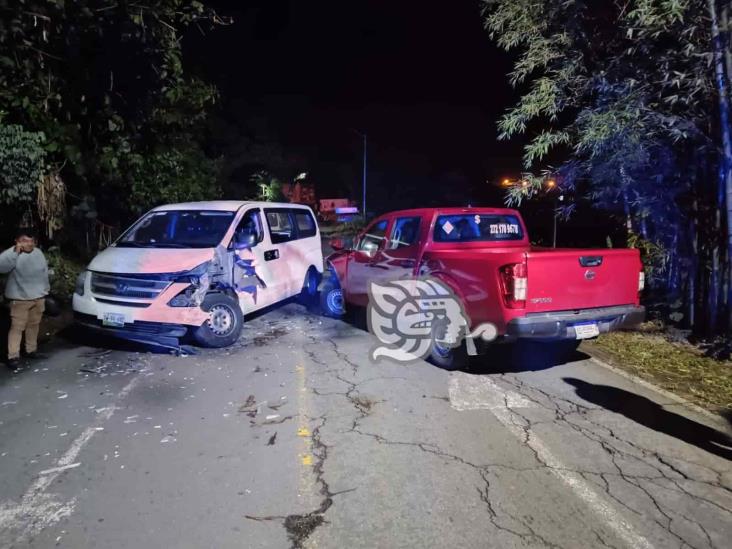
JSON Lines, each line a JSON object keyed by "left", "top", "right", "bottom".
{"left": 102, "top": 313, "right": 126, "bottom": 327}
{"left": 574, "top": 323, "right": 599, "bottom": 339}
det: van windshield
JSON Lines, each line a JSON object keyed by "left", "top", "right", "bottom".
{"left": 433, "top": 214, "right": 524, "bottom": 242}
{"left": 116, "top": 210, "right": 236, "bottom": 249}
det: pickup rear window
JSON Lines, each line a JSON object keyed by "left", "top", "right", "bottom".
{"left": 433, "top": 214, "right": 523, "bottom": 242}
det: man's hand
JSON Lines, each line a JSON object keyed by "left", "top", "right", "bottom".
{"left": 14, "top": 242, "right": 24, "bottom": 254}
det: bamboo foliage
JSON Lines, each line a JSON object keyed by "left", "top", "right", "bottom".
{"left": 482, "top": 0, "right": 732, "bottom": 334}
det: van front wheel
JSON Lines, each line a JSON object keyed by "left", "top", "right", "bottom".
{"left": 193, "top": 294, "right": 244, "bottom": 348}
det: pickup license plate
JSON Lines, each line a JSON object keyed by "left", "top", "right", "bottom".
{"left": 574, "top": 322, "right": 600, "bottom": 339}
{"left": 102, "top": 312, "right": 126, "bottom": 327}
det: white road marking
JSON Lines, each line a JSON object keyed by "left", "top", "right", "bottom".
{"left": 448, "top": 372, "right": 534, "bottom": 410}
{"left": 37, "top": 463, "right": 81, "bottom": 476}
{"left": 448, "top": 372, "right": 654, "bottom": 549}
{"left": 0, "top": 374, "right": 141, "bottom": 547}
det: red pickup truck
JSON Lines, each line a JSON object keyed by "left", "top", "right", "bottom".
{"left": 319, "top": 207, "right": 645, "bottom": 368}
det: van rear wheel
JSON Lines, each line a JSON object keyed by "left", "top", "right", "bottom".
{"left": 298, "top": 267, "right": 320, "bottom": 306}
{"left": 193, "top": 293, "right": 243, "bottom": 348}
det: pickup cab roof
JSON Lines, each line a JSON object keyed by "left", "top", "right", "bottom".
{"left": 373, "top": 207, "right": 529, "bottom": 247}
{"left": 382, "top": 206, "right": 521, "bottom": 218}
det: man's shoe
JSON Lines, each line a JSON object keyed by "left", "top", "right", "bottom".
{"left": 6, "top": 358, "right": 20, "bottom": 370}
{"left": 25, "top": 352, "right": 49, "bottom": 360}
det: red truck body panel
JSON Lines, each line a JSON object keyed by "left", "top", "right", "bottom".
{"left": 325, "top": 207, "right": 644, "bottom": 341}
{"left": 524, "top": 248, "right": 641, "bottom": 313}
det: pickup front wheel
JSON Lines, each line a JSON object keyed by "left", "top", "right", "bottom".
{"left": 320, "top": 282, "right": 346, "bottom": 318}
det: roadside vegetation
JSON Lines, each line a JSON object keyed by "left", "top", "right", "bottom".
{"left": 587, "top": 326, "right": 732, "bottom": 413}
{"left": 483, "top": 0, "right": 732, "bottom": 339}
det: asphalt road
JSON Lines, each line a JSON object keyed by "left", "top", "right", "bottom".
{"left": 1, "top": 302, "right": 731, "bottom": 549}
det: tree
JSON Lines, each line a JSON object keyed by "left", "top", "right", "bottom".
{"left": 482, "top": 0, "right": 730, "bottom": 334}
{"left": 0, "top": 121, "right": 46, "bottom": 207}
{"left": 250, "top": 171, "right": 284, "bottom": 202}
{"left": 0, "top": 1, "right": 229, "bottom": 234}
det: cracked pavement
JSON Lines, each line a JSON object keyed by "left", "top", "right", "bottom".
{"left": 1, "top": 303, "right": 731, "bottom": 548}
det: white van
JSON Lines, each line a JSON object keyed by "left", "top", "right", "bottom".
{"left": 72, "top": 201, "right": 323, "bottom": 349}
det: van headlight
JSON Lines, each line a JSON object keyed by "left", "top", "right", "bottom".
{"left": 172, "top": 261, "right": 211, "bottom": 284}
{"left": 74, "top": 271, "right": 88, "bottom": 296}
{"left": 168, "top": 265, "right": 211, "bottom": 307}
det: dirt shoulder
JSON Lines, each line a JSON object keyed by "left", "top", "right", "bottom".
{"left": 583, "top": 330, "right": 732, "bottom": 415}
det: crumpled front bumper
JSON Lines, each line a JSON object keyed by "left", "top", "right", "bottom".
{"left": 74, "top": 312, "right": 188, "bottom": 350}
{"left": 505, "top": 305, "right": 645, "bottom": 341}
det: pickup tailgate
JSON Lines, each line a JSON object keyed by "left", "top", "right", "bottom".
{"left": 524, "top": 248, "right": 641, "bottom": 313}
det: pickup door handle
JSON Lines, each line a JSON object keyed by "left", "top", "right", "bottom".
{"left": 264, "top": 249, "right": 279, "bottom": 261}
{"left": 579, "top": 255, "right": 603, "bottom": 267}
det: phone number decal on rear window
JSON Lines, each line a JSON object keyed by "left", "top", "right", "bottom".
{"left": 489, "top": 223, "right": 520, "bottom": 235}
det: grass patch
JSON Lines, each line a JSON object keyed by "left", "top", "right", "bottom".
{"left": 586, "top": 330, "right": 732, "bottom": 413}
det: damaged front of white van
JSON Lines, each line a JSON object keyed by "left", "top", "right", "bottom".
{"left": 72, "top": 201, "right": 323, "bottom": 350}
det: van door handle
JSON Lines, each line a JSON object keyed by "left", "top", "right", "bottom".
{"left": 264, "top": 249, "right": 279, "bottom": 261}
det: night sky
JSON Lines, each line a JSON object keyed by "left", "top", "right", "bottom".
{"left": 187, "top": 0, "right": 520, "bottom": 210}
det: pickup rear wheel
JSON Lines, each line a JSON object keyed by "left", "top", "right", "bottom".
{"left": 193, "top": 293, "right": 244, "bottom": 348}
{"left": 429, "top": 337, "right": 467, "bottom": 370}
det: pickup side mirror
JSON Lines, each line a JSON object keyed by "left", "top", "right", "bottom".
{"left": 359, "top": 239, "right": 378, "bottom": 257}
{"left": 330, "top": 237, "right": 345, "bottom": 251}
{"left": 233, "top": 232, "right": 257, "bottom": 250}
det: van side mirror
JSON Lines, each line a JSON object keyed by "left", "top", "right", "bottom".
{"left": 330, "top": 237, "right": 345, "bottom": 251}
{"left": 233, "top": 232, "right": 257, "bottom": 250}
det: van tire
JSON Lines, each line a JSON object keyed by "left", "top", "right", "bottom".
{"left": 298, "top": 267, "right": 320, "bottom": 305}
{"left": 193, "top": 293, "right": 244, "bottom": 348}
{"left": 320, "top": 281, "right": 346, "bottom": 318}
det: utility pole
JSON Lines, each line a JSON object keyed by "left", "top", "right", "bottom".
{"left": 352, "top": 129, "right": 367, "bottom": 219}
{"left": 553, "top": 194, "right": 564, "bottom": 248}
{"left": 553, "top": 197, "right": 558, "bottom": 248}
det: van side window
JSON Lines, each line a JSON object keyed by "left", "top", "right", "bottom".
{"left": 232, "top": 209, "right": 263, "bottom": 247}
{"left": 356, "top": 219, "right": 388, "bottom": 253}
{"left": 292, "top": 209, "right": 317, "bottom": 238}
{"left": 265, "top": 209, "right": 295, "bottom": 244}
{"left": 388, "top": 216, "right": 421, "bottom": 249}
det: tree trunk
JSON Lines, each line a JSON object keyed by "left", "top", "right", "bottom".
{"left": 722, "top": 3, "right": 732, "bottom": 102}
{"left": 708, "top": 0, "right": 732, "bottom": 330}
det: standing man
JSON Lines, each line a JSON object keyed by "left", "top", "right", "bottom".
{"left": 0, "top": 228, "right": 50, "bottom": 369}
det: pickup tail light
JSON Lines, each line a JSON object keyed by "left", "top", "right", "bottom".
{"left": 500, "top": 262, "right": 527, "bottom": 309}
{"left": 638, "top": 271, "right": 645, "bottom": 292}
